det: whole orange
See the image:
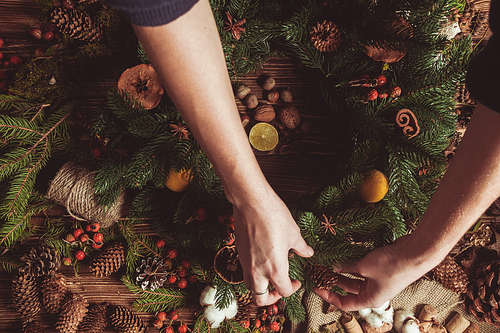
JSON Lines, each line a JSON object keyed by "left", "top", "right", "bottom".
{"left": 165, "top": 168, "right": 191, "bottom": 192}
{"left": 359, "top": 169, "right": 389, "bottom": 203}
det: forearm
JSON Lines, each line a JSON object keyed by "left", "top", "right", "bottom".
{"left": 132, "top": 0, "right": 269, "bottom": 205}
{"left": 405, "top": 103, "right": 500, "bottom": 272}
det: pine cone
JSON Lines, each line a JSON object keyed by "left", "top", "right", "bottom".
{"left": 306, "top": 263, "right": 339, "bottom": 290}
{"left": 463, "top": 259, "right": 500, "bottom": 326}
{"left": 19, "top": 244, "right": 61, "bottom": 277}
{"left": 234, "top": 291, "right": 253, "bottom": 323}
{"left": 310, "top": 20, "right": 342, "bottom": 52}
{"left": 23, "top": 320, "right": 48, "bottom": 333}
{"left": 432, "top": 256, "right": 468, "bottom": 294}
{"left": 55, "top": 293, "right": 89, "bottom": 333}
{"left": 50, "top": 8, "right": 103, "bottom": 42}
{"left": 79, "top": 303, "right": 108, "bottom": 333}
{"left": 90, "top": 242, "right": 126, "bottom": 277}
{"left": 12, "top": 272, "right": 41, "bottom": 319}
{"left": 40, "top": 272, "right": 68, "bottom": 314}
{"left": 135, "top": 257, "right": 168, "bottom": 290}
{"left": 110, "top": 305, "right": 148, "bottom": 333}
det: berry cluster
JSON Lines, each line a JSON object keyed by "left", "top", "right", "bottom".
{"left": 242, "top": 302, "right": 290, "bottom": 332}
{"left": 0, "top": 38, "right": 23, "bottom": 94}
{"left": 155, "top": 240, "right": 197, "bottom": 290}
{"left": 62, "top": 222, "right": 103, "bottom": 264}
{"left": 347, "top": 74, "right": 402, "bottom": 102}
{"left": 154, "top": 310, "right": 188, "bottom": 333}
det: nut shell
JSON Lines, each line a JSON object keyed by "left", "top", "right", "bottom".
{"left": 254, "top": 105, "right": 275, "bottom": 122}
{"left": 235, "top": 84, "right": 251, "bottom": 99}
{"left": 280, "top": 105, "right": 301, "bottom": 129}
{"left": 266, "top": 90, "right": 279, "bottom": 103}
{"left": 280, "top": 89, "right": 293, "bottom": 103}
{"left": 261, "top": 76, "right": 275, "bottom": 91}
{"left": 244, "top": 94, "right": 258, "bottom": 109}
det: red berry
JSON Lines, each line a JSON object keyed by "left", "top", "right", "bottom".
{"left": 42, "top": 30, "right": 54, "bottom": 41}
{"left": 62, "top": 0, "right": 74, "bottom": 9}
{"left": 0, "top": 38, "right": 4, "bottom": 48}
{"left": 2, "top": 60, "right": 10, "bottom": 68}
{"left": 155, "top": 239, "right": 165, "bottom": 248}
{"left": 92, "top": 241, "right": 103, "bottom": 249}
{"left": 80, "top": 234, "right": 89, "bottom": 242}
{"left": 89, "top": 223, "right": 100, "bottom": 232}
{"left": 93, "top": 232, "right": 103, "bottom": 243}
{"left": 164, "top": 326, "right": 174, "bottom": 333}
{"left": 267, "top": 304, "right": 278, "bottom": 316}
{"left": 242, "top": 320, "right": 250, "bottom": 329}
{"left": 63, "top": 257, "right": 72, "bottom": 266}
{"left": 167, "top": 248, "right": 178, "bottom": 259}
{"left": 187, "top": 275, "right": 197, "bottom": 284}
{"left": 153, "top": 318, "right": 163, "bottom": 329}
{"left": 181, "top": 259, "right": 191, "bottom": 269}
{"left": 254, "top": 319, "right": 261, "bottom": 328}
{"left": 178, "top": 323, "right": 188, "bottom": 333}
{"left": 389, "top": 86, "right": 402, "bottom": 98}
{"left": 169, "top": 310, "right": 179, "bottom": 321}
{"left": 30, "top": 28, "right": 42, "bottom": 39}
{"left": 65, "top": 233, "right": 76, "bottom": 242}
{"left": 157, "top": 311, "right": 167, "bottom": 321}
{"left": 261, "top": 313, "right": 268, "bottom": 321}
{"left": 73, "top": 228, "right": 84, "bottom": 238}
{"left": 178, "top": 268, "right": 187, "bottom": 278}
{"left": 0, "top": 52, "right": 3, "bottom": 61}
{"left": 366, "top": 88, "right": 378, "bottom": 101}
{"left": 168, "top": 275, "right": 177, "bottom": 284}
{"left": 92, "top": 147, "right": 102, "bottom": 158}
{"left": 85, "top": 224, "right": 92, "bottom": 232}
{"left": 378, "top": 91, "right": 388, "bottom": 98}
{"left": 270, "top": 321, "right": 280, "bottom": 331}
{"left": 375, "top": 74, "right": 387, "bottom": 86}
{"left": 177, "top": 278, "right": 188, "bottom": 289}
{"left": 196, "top": 208, "right": 207, "bottom": 221}
{"left": 75, "top": 250, "right": 85, "bottom": 260}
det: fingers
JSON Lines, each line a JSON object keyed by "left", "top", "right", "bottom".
{"left": 313, "top": 287, "right": 369, "bottom": 311}
{"left": 291, "top": 236, "right": 314, "bottom": 258}
{"left": 335, "top": 274, "right": 363, "bottom": 294}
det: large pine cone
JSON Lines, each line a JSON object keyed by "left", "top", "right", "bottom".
{"left": 310, "top": 20, "right": 341, "bottom": 52}
{"left": 12, "top": 272, "right": 41, "bottom": 319}
{"left": 41, "top": 272, "right": 68, "bottom": 314}
{"left": 79, "top": 303, "right": 108, "bottom": 333}
{"left": 19, "top": 244, "right": 61, "bottom": 277}
{"left": 432, "top": 256, "right": 468, "bottom": 294}
{"left": 110, "top": 306, "right": 148, "bottom": 333}
{"left": 234, "top": 291, "right": 253, "bottom": 324}
{"left": 55, "top": 293, "right": 89, "bottom": 333}
{"left": 50, "top": 8, "right": 103, "bottom": 42}
{"left": 463, "top": 259, "right": 500, "bottom": 326}
{"left": 306, "top": 263, "right": 339, "bottom": 290}
{"left": 23, "top": 320, "right": 48, "bottom": 333}
{"left": 90, "top": 242, "right": 125, "bottom": 277}
{"left": 135, "top": 257, "right": 168, "bottom": 290}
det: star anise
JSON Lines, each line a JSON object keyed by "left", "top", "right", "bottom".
{"left": 321, "top": 214, "right": 336, "bottom": 235}
{"left": 169, "top": 122, "right": 190, "bottom": 140}
{"left": 224, "top": 12, "right": 245, "bottom": 40}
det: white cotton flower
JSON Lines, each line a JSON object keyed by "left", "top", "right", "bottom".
{"left": 223, "top": 298, "right": 238, "bottom": 319}
{"left": 379, "top": 305, "right": 394, "bottom": 325}
{"left": 365, "top": 312, "right": 384, "bottom": 328}
{"left": 204, "top": 304, "right": 226, "bottom": 328}
{"left": 372, "top": 300, "right": 391, "bottom": 315}
{"left": 200, "top": 285, "right": 217, "bottom": 306}
{"left": 401, "top": 319, "right": 420, "bottom": 333}
{"left": 358, "top": 308, "right": 373, "bottom": 318}
{"left": 394, "top": 310, "right": 417, "bottom": 333}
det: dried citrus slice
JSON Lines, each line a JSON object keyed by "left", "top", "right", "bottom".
{"left": 249, "top": 122, "right": 279, "bottom": 152}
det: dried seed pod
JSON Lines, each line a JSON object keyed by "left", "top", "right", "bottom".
{"left": 243, "top": 94, "right": 258, "bottom": 109}
{"left": 254, "top": 105, "right": 275, "bottom": 122}
{"left": 280, "top": 105, "right": 301, "bottom": 129}
{"left": 235, "top": 84, "right": 251, "bottom": 99}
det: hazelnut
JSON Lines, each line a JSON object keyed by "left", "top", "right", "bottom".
{"left": 244, "top": 94, "right": 258, "bottom": 109}
{"left": 266, "top": 90, "right": 279, "bottom": 103}
{"left": 235, "top": 84, "right": 251, "bottom": 99}
{"left": 280, "top": 89, "right": 293, "bottom": 103}
{"left": 254, "top": 105, "right": 276, "bottom": 122}
{"left": 280, "top": 105, "right": 301, "bottom": 129}
{"left": 261, "top": 75, "right": 276, "bottom": 91}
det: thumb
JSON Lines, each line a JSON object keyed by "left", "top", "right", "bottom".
{"left": 291, "top": 237, "right": 314, "bottom": 258}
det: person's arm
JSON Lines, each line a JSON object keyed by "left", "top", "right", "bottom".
{"left": 132, "top": 0, "right": 313, "bottom": 306}
{"left": 315, "top": 102, "right": 500, "bottom": 310}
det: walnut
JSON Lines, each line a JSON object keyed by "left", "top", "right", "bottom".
{"left": 254, "top": 105, "right": 275, "bottom": 122}
{"left": 280, "top": 105, "right": 301, "bottom": 129}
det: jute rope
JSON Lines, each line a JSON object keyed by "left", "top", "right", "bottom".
{"left": 46, "top": 161, "right": 126, "bottom": 228}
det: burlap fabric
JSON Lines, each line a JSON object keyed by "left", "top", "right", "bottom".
{"left": 293, "top": 278, "right": 497, "bottom": 333}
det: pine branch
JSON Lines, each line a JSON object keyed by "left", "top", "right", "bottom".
{"left": 220, "top": 319, "right": 247, "bottom": 333}
{"left": 0, "top": 253, "right": 22, "bottom": 273}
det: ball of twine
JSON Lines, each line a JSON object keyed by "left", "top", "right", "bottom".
{"left": 46, "top": 161, "right": 126, "bottom": 228}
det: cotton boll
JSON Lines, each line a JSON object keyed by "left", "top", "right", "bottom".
{"left": 372, "top": 300, "right": 391, "bottom": 315}
{"left": 223, "top": 298, "right": 238, "bottom": 319}
{"left": 365, "top": 312, "right": 384, "bottom": 328}
{"left": 204, "top": 304, "right": 226, "bottom": 328}
{"left": 379, "top": 305, "right": 394, "bottom": 325}
{"left": 358, "top": 308, "right": 373, "bottom": 318}
{"left": 200, "top": 285, "right": 217, "bottom": 306}
{"left": 394, "top": 310, "right": 416, "bottom": 333}
{"left": 401, "top": 319, "right": 420, "bottom": 333}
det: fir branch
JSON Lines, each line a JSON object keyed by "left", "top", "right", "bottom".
{"left": 0, "top": 94, "right": 36, "bottom": 112}
{"left": 192, "top": 313, "right": 212, "bottom": 333}
{"left": 214, "top": 280, "right": 236, "bottom": 311}
{"left": 0, "top": 253, "right": 22, "bottom": 273}
{"left": 283, "top": 288, "right": 306, "bottom": 324}
{"left": 220, "top": 319, "right": 247, "bottom": 333}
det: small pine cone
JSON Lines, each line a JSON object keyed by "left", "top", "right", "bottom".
{"left": 310, "top": 20, "right": 342, "bottom": 52}
{"left": 306, "top": 263, "right": 339, "bottom": 290}
{"left": 432, "top": 256, "right": 468, "bottom": 294}
{"left": 90, "top": 242, "right": 126, "bottom": 277}
{"left": 135, "top": 256, "right": 168, "bottom": 290}
{"left": 40, "top": 272, "right": 68, "bottom": 314}
{"left": 234, "top": 291, "right": 253, "bottom": 323}
{"left": 79, "top": 303, "right": 108, "bottom": 333}
{"left": 19, "top": 244, "right": 61, "bottom": 277}
{"left": 12, "top": 272, "right": 41, "bottom": 319}
{"left": 50, "top": 8, "right": 103, "bottom": 42}
{"left": 110, "top": 306, "right": 148, "bottom": 333}
{"left": 23, "top": 320, "right": 48, "bottom": 333}
{"left": 55, "top": 293, "right": 89, "bottom": 333}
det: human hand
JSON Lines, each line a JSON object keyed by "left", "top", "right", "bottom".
{"left": 233, "top": 189, "right": 314, "bottom": 306}
{"left": 314, "top": 236, "right": 435, "bottom": 311}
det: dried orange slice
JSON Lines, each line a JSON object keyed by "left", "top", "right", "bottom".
{"left": 249, "top": 122, "right": 279, "bottom": 152}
